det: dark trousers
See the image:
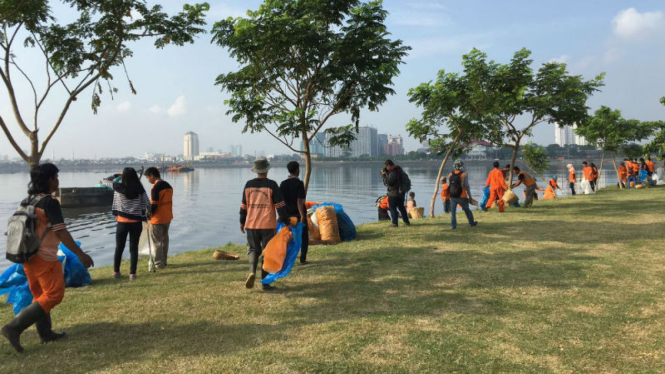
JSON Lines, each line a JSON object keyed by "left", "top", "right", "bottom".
{"left": 450, "top": 197, "right": 474, "bottom": 228}
{"left": 246, "top": 229, "right": 275, "bottom": 279}
{"left": 300, "top": 222, "right": 309, "bottom": 263}
{"left": 590, "top": 180, "right": 596, "bottom": 192}
{"left": 443, "top": 198, "right": 451, "bottom": 213}
{"left": 378, "top": 208, "right": 391, "bottom": 221}
{"left": 569, "top": 182, "right": 576, "bottom": 195}
{"left": 114, "top": 221, "right": 143, "bottom": 274}
{"left": 388, "top": 194, "right": 410, "bottom": 226}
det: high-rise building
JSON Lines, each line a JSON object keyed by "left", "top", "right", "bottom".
{"left": 351, "top": 126, "right": 378, "bottom": 157}
{"left": 385, "top": 135, "right": 404, "bottom": 156}
{"left": 301, "top": 133, "right": 326, "bottom": 156}
{"left": 554, "top": 124, "right": 585, "bottom": 147}
{"left": 228, "top": 144, "right": 243, "bottom": 157}
{"left": 184, "top": 132, "right": 199, "bottom": 160}
{"left": 377, "top": 134, "right": 388, "bottom": 156}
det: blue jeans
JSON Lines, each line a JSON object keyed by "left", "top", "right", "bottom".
{"left": 627, "top": 176, "right": 637, "bottom": 188}
{"left": 450, "top": 197, "right": 474, "bottom": 228}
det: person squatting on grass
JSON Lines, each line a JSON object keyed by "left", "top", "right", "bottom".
{"left": 144, "top": 167, "right": 174, "bottom": 269}
{"left": 381, "top": 160, "right": 410, "bottom": 228}
{"left": 2, "top": 163, "right": 94, "bottom": 353}
{"left": 240, "top": 157, "right": 289, "bottom": 291}
{"left": 511, "top": 166, "right": 537, "bottom": 208}
{"left": 447, "top": 160, "right": 477, "bottom": 229}
{"left": 279, "top": 161, "right": 309, "bottom": 265}
{"left": 101, "top": 168, "right": 150, "bottom": 281}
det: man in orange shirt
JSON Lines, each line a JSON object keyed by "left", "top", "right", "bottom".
{"left": 624, "top": 158, "right": 637, "bottom": 188}
{"left": 145, "top": 167, "right": 173, "bottom": 269}
{"left": 240, "top": 157, "right": 289, "bottom": 291}
{"left": 485, "top": 161, "right": 507, "bottom": 212}
{"left": 511, "top": 166, "right": 537, "bottom": 208}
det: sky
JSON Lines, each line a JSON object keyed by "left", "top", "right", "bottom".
{"left": 1, "top": 0, "right": 664, "bottom": 160}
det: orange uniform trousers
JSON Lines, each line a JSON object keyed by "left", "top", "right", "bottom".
{"left": 485, "top": 187, "right": 505, "bottom": 212}
{"left": 23, "top": 255, "right": 65, "bottom": 313}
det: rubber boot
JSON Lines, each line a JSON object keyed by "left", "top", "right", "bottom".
{"left": 1, "top": 302, "right": 47, "bottom": 353}
{"left": 36, "top": 313, "right": 66, "bottom": 344}
{"left": 245, "top": 252, "right": 258, "bottom": 289}
{"left": 261, "top": 262, "right": 276, "bottom": 291}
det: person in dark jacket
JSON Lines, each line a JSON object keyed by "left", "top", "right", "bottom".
{"left": 381, "top": 160, "right": 410, "bottom": 228}
{"left": 101, "top": 168, "right": 150, "bottom": 281}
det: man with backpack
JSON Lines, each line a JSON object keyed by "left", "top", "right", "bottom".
{"left": 381, "top": 160, "right": 410, "bottom": 228}
{"left": 447, "top": 160, "right": 477, "bottom": 229}
{"left": 3, "top": 163, "right": 93, "bottom": 353}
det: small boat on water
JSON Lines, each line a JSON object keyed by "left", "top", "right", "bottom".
{"left": 56, "top": 167, "right": 144, "bottom": 209}
{"left": 166, "top": 163, "right": 194, "bottom": 173}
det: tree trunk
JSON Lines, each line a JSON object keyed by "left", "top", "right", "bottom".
{"left": 429, "top": 131, "right": 462, "bottom": 218}
{"left": 302, "top": 132, "right": 312, "bottom": 193}
{"left": 507, "top": 137, "right": 522, "bottom": 188}
{"left": 29, "top": 131, "right": 40, "bottom": 168}
{"left": 597, "top": 150, "right": 605, "bottom": 190}
{"left": 611, "top": 152, "right": 623, "bottom": 189}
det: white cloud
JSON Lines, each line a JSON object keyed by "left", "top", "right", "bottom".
{"left": 116, "top": 101, "right": 131, "bottom": 113}
{"left": 149, "top": 105, "right": 163, "bottom": 114}
{"left": 406, "top": 32, "right": 497, "bottom": 59}
{"left": 406, "top": 2, "right": 448, "bottom": 11}
{"left": 167, "top": 96, "right": 187, "bottom": 117}
{"left": 549, "top": 55, "right": 570, "bottom": 64}
{"left": 612, "top": 8, "right": 664, "bottom": 40}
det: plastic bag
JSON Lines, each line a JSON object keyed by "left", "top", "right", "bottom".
{"left": 262, "top": 227, "right": 291, "bottom": 273}
{"left": 0, "top": 264, "right": 32, "bottom": 315}
{"left": 313, "top": 203, "right": 356, "bottom": 241}
{"left": 58, "top": 242, "right": 92, "bottom": 288}
{"left": 262, "top": 222, "right": 304, "bottom": 284}
{"left": 307, "top": 215, "right": 321, "bottom": 242}
{"left": 479, "top": 186, "right": 490, "bottom": 210}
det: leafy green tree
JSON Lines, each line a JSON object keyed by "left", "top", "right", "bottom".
{"left": 577, "top": 106, "right": 661, "bottom": 188}
{"left": 212, "top": 0, "right": 409, "bottom": 191}
{"left": 545, "top": 144, "right": 561, "bottom": 159}
{"left": 0, "top": 0, "right": 209, "bottom": 167}
{"left": 475, "top": 48, "right": 604, "bottom": 185}
{"left": 645, "top": 98, "right": 665, "bottom": 158}
{"left": 406, "top": 50, "right": 501, "bottom": 218}
{"left": 521, "top": 143, "right": 549, "bottom": 176}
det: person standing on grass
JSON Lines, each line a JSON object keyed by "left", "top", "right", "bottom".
{"left": 440, "top": 177, "right": 451, "bottom": 214}
{"left": 279, "top": 161, "right": 309, "bottom": 265}
{"left": 2, "top": 163, "right": 93, "bottom": 353}
{"left": 144, "top": 167, "right": 173, "bottom": 269}
{"left": 484, "top": 161, "right": 507, "bottom": 212}
{"left": 447, "top": 160, "right": 477, "bottom": 229}
{"left": 240, "top": 157, "right": 289, "bottom": 291}
{"left": 618, "top": 162, "right": 627, "bottom": 188}
{"left": 101, "top": 168, "right": 150, "bottom": 281}
{"left": 381, "top": 160, "right": 410, "bottom": 228}
{"left": 567, "top": 164, "right": 576, "bottom": 195}
{"left": 511, "top": 166, "right": 537, "bottom": 208}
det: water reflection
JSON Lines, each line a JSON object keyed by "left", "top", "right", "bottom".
{"left": 0, "top": 162, "right": 618, "bottom": 271}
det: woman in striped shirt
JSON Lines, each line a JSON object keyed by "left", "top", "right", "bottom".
{"left": 102, "top": 168, "right": 150, "bottom": 280}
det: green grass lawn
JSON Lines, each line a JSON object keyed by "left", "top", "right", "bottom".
{"left": 1, "top": 187, "right": 665, "bottom": 373}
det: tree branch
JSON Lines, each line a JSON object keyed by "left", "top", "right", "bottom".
{"left": 0, "top": 115, "right": 29, "bottom": 162}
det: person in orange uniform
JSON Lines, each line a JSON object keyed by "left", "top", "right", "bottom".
{"left": 484, "top": 161, "right": 507, "bottom": 212}
{"left": 632, "top": 158, "right": 640, "bottom": 176}
{"left": 376, "top": 195, "right": 390, "bottom": 221}
{"left": 590, "top": 162, "right": 599, "bottom": 192}
{"left": 145, "top": 167, "right": 174, "bottom": 269}
{"left": 543, "top": 177, "right": 558, "bottom": 200}
{"left": 566, "top": 164, "right": 576, "bottom": 195}
{"left": 646, "top": 157, "right": 655, "bottom": 175}
{"left": 582, "top": 161, "right": 592, "bottom": 184}
{"left": 440, "top": 177, "right": 451, "bottom": 213}
{"left": 511, "top": 166, "right": 537, "bottom": 208}
{"left": 624, "top": 158, "right": 637, "bottom": 188}
{"left": 618, "top": 162, "right": 627, "bottom": 188}
{"left": 2, "top": 163, "right": 93, "bottom": 353}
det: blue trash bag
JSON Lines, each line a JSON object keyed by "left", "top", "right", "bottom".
{"left": 512, "top": 201, "right": 520, "bottom": 208}
{"left": 313, "top": 203, "right": 356, "bottom": 241}
{"left": 0, "top": 264, "right": 33, "bottom": 315}
{"left": 479, "top": 186, "right": 490, "bottom": 210}
{"left": 261, "top": 222, "right": 304, "bottom": 285}
{"left": 58, "top": 242, "right": 92, "bottom": 288}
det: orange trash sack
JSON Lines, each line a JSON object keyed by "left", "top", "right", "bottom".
{"left": 262, "top": 227, "right": 292, "bottom": 273}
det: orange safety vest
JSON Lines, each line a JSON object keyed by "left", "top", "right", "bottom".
{"left": 632, "top": 162, "right": 640, "bottom": 174}
{"left": 619, "top": 165, "right": 627, "bottom": 179}
{"left": 583, "top": 166, "right": 593, "bottom": 181}
{"left": 449, "top": 170, "right": 468, "bottom": 199}
{"left": 519, "top": 171, "right": 535, "bottom": 186}
{"left": 568, "top": 169, "right": 576, "bottom": 183}
{"left": 625, "top": 162, "right": 634, "bottom": 176}
{"left": 379, "top": 196, "right": 389, "bottom": 210}
{"left": 440, "top": 183, "right": 450, "bottom": 200}
{"left": 647, "top": 161, "right": 655, "bottom": 173}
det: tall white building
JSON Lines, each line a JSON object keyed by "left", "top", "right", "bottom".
{"left": 554, "top": 123, "right": 585, "bottom": 147}
{"left": 184, "top": 132, "right": 199, "bottom": 160}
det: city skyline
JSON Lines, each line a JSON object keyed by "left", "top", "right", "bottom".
{"left": 1, "top": 1, "right": 663, "bottom": 161}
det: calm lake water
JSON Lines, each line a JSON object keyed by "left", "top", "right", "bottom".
{"left": 0, "top": 162, "right": 617, "bottom": 271}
